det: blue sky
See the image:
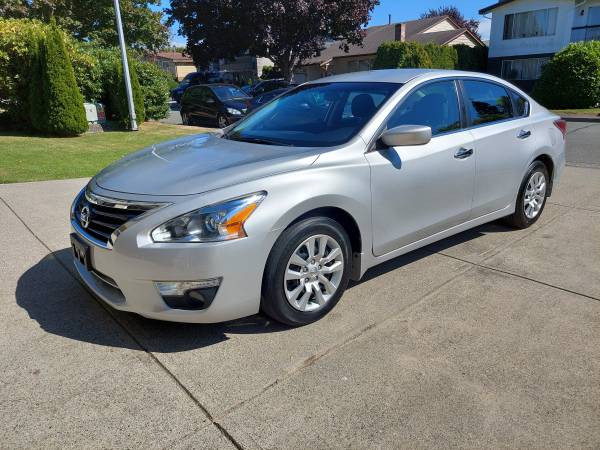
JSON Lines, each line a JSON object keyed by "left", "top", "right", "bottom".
{"left": 156, "top": 0, "right": 491, "bottom": 46}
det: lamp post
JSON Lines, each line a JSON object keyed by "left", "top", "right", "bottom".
{"left": 113, "top": 0, "right": 138, "bottom": 131}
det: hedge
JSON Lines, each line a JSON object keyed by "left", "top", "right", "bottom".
{"left": 373, "top": 41, "right": 487, "bottom": 72}
{"left": 533, "top": 42, "right": 600, "bottom": 109}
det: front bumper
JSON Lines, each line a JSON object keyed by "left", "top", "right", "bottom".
{"left": 71, "top": 209, "right": 275, "bottom": 323}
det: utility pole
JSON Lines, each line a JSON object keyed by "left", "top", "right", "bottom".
{"left": 114, "top": 0, "right": 138, "bottom": 131}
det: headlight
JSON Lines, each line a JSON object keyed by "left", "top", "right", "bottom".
{"left": 227, "top": 107, "right": 242, "bottom": 115}
{"left": 151, "top": 192, "right": 266, "bottom": 243}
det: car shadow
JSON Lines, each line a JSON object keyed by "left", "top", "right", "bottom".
{"left": 16, "top": 220, "right": 513, "bottom": 352}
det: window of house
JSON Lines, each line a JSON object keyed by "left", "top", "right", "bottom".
{"left": 462, "top": 80, "right": 513, "bottom": 126}
{"left": 501, "top": 57, "right": 550, "bottom": 80}
{"left": 387, "top": 80, "right": 461, "bottom": 136}
{"left": 503, "top": 8, "right": 558, "bottom": 39}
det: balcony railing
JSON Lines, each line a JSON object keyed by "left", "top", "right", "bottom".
{"left": 571, "top": 25, "right": 600, "bottom": 42}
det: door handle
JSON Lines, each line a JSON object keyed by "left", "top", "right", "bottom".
{"left": 454, "top": 147, "right": 473, "bottom": 159}
{"left": 517, "top": 129, "right": 531, "bottom": 139}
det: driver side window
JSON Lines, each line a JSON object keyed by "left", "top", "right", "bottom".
{"left": 387, "top": 80, "right": 461, "bottom": 136}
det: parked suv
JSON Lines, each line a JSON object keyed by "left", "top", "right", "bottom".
{"left": 180, "top": 83, "right": 252, "bottom": 128}
{"left": 71, "top": 69, "right": 566, "bottom": 326}
{"left": 245, "top": 78, "right": 292, "bottom": 97}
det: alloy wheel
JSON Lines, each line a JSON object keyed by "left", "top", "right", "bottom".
{"left": 218, "top": 115, "right": 228, "bottom": 128}
{"left": 523, "top": 171, "right": 546, "bottom": 219}
{"left": 284, "top": 234, "right": 344, "bottom": 312}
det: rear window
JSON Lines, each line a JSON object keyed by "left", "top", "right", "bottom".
{"left": 462, "top": 80, "right": 513, "bottom": 126}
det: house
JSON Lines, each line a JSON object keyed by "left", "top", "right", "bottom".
{"left": 218, "top": 54, "right": 274, "bottom": 83}
{"left": 479, "top": 0, "right": 600, "bottom": 91}
{"left": 151, "top": 51, "right": 197, "bottom": 81}
{"left": 294, "top": 16, "right": 485, "bottom": 82}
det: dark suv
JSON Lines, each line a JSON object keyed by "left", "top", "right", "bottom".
{"left": 180, "top": 84, "right": 252, "bottom": 128}
{"left": 245, "top": 79, "right": 292, "bottom": 97}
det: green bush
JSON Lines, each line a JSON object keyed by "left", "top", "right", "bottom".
{"left": 108, "top": 55, "right": 145, "bottom": 128}
{"left": 30, "top": 20, "right": 87, "bottom": 136}
{"left": 373, "top": 41, "right": 432, "bottom": 69}
{"left": 136, "top": 60, "right": 171, "bottom": 120}
{"left": 424, "top": 43, "right": 457, "bottom": 69}
{"left": 533, "top": 42, "right": 600, "bottom": 109}
{"left": 0, "top": 18, "right": 47, "bottom": 128}
{"left": 455, "top": 44, "right": 488, "bottom": 71}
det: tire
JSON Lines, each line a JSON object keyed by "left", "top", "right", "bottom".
{"left": 504, "top": 160, "right": 549, "bottom": 229}
{"left": 181, "top": 112, "right": 190, "bottom": 125}
{"left": 217, "top": 114, "right": 228, "bottom": 129}
{"left": 261, "top": 217, "right": 352, "bottom": 326}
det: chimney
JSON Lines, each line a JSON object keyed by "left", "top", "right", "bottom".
{"left": 395, "top": 23, "right": 405, "bottom": 42}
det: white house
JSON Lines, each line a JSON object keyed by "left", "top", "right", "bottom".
{"left": 480, "top": 0, "right": 600, "bottom": 90}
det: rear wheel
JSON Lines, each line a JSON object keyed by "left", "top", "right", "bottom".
{"left": 504, "top": 160, "right": 549, "bottom": 229}
{"left": 261, "top": 217, "right": 352, "bottom": 326}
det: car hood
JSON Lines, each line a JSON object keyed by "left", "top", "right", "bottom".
{"left": 93, "top": 133, "right": 320, "bottom": 196}
{"left": 222, "top": 98, "right": 252, "bottom": 111}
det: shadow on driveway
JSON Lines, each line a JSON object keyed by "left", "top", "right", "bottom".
{"left": 16, "top": 221, "right": 513, "bottom": 352}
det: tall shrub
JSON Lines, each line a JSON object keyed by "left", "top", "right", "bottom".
{"left": 424, "top": 43, "right": 457, "bottom": 69}
{"left": 373, "top": 41, "right": 432, "bottom": 69}
{"left": 533, "top": 42, "right": 600, "bottom": 109}
{"left": 0, "top": 18, "right": 47, "bottom": 128}
{"left": 455, "top": 44, "right": 487, "bottom": 71}
{"left": 109, "top": 55, "right": 145, "bottom": 128}
{"left": 136, "top": 59, "right": 170, "bottom": 120}
{"left": 31, "top": 20, "right": 87, "bottom": 136}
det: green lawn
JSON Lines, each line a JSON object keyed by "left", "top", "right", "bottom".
{"left": 551, "top": 108, "right": 600, "bottom": 117}
{"left": 0, "top": 122, "right": 207, "bottom": 183}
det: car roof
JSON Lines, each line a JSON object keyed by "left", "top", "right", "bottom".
{"left": 304, "top": 69, "right": 499, "bottom": 85}
{"left": 198, "top": 83, "right": 239, "bottom": 88}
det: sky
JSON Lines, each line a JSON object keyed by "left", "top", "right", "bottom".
{"left": 156, "top": 0, "right": 492, "bottom": 47}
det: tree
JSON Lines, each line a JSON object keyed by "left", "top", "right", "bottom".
{"left": 533, "top": 42, "right": 600, "bottom": 109}
{"left": 30, "top": 20, "right": 88, "bottom": 136}
{"left": 1, "top": 0, "right": 168, "bottom": 51}
{"left": 167, "top": 0, "right": 379, "bottom": 80}
{"left": 420, "top": 5, "right": 481, "bottom": 39}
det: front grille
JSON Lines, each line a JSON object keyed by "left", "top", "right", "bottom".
{"left": 73, "top": 188, "right": 165, "bottom": 248}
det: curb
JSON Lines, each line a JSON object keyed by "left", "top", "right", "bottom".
{"left": 560, "top": 115, "right": 600, "bottom": 123}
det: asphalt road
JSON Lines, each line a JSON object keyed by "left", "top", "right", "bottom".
{"left": 566, "top": 122, "right": 600, "bottom": 168}
{"left": 1, "top": 126, "right": 599, "bottom": 448}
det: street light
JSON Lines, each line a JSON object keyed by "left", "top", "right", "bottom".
{"left": 113, "top": 0, "right": 138, "bottom": 131}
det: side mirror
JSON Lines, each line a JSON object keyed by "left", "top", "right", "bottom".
{"left": 380, "top": 125, "right": 432, "bottom": 147}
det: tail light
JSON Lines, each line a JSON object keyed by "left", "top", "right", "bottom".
{"left": 553, "top": 119, "right": 567, "bottom": 140}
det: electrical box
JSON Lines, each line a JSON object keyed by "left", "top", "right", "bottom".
{"left": 84, "top": 103, "right": 98, "bottom": 122}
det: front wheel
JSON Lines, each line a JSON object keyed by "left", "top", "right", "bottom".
{"left": 504, "top": 160, "right": 549, "bottom": 229}
{"left": 181, "top": 112, "right": 190, "bottom": 125}
{"left": 217, "top": 114, "right": 228, "bottom": 129}
{"left": 261, "top": 217, "right": 352, "bottom": 326}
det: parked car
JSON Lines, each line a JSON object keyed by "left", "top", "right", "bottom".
{"left": 245, "top": 78, "right": 292, "bottom": 97}
{"left": 70, "top": 69, "right": 566, "bottom": 326}
{"left": 180, "top": 83, "right": 252, "bottom": 128}
{"left": 170, "top": 72, "right": 207, "bottom": 103}
{"left": 247, "top": 86, "right": 294, "bottom": 111}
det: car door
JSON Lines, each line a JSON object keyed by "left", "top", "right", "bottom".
{"left": 365, "top": 79, "right": 476, "bottom": 256}
{"left": 460, "top": 79, "right": 535, "bottom": 217}
{"left": 205, "top": 87, "right": 221, "bottom": 123}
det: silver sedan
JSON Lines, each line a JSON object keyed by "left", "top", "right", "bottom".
{"left": 70, "top": 69, "right": 566, "bottom": 325}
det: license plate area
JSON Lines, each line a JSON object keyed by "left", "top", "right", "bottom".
{"left": 71, "top": 233, "right": 92, "bottom": 271}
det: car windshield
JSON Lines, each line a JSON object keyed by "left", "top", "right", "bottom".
{"left": 211, "top": 86, "right": 250, "bottom": 100}
{"left": 226, "top": 82, "right": 401, "bottom": 147}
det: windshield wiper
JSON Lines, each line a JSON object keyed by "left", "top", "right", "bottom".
{"left": 228, "top": 136, "right": 294, "bottom": 146}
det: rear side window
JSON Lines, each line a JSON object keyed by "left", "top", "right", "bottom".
{"left": 387, "top": 80, "right": 461, "bottom": 136}
{"left": 462, "top": 80, "right": 513, "bottom": 125}
{"left": 510, "top": 90, "right": 529, "bottom": 117}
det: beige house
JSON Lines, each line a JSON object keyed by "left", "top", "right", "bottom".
{"left": 151, "top": 51, "right": 197, "bottom": 81}
{"left": 295, "top": 16, "right": 485, "bottom": 82}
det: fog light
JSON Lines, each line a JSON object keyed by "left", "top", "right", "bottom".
{"left": 155, "top": 278, "right": 221, "bottom": 310}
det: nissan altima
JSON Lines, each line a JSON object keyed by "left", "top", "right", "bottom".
{"left": 70, "top": 69, "right": 566, "bottom": 326}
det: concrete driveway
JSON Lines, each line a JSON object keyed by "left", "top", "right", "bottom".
{"left": 1, "top": 128, "right": 599, "bottom": 448}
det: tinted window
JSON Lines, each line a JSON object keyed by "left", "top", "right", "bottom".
{"left": 510, "top": 90, "right": 529, "bottom": 117}
{"left": 462, "top": 80, "right": 512, "bottom": 125}
{"left": 211, "top": 85, "right": 250, "bottom": 100}
{"left": 226, "top": 82, "right": 401, "bottom": 147}
{"left": 182, "top": 86, "right": 204, "bottom": 102}
{"left": 387, "top": 80, "right": 461, "bottom": 136}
